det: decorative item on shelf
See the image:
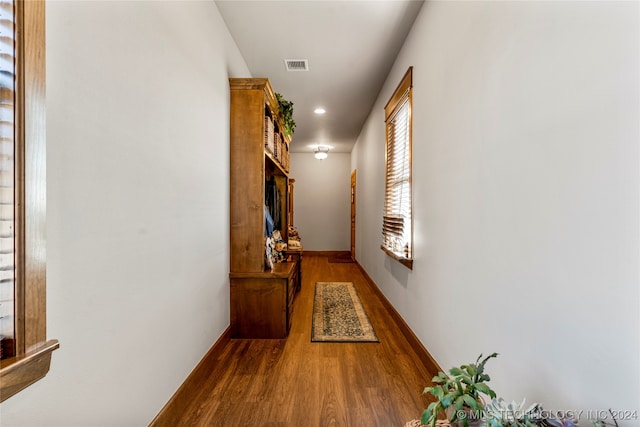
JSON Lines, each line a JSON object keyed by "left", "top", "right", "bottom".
{"left": 275, "top": 92, "right": 295, "bottom": 136}
{"left": 264, "top": 236, "right": 274, "bottom": 271}
{"left": 268, "top": 230, "right": 287, "bottom": 264}
{"left": 265, "top": 234, "right": 287, "bottom": 270}
{"left": 288, "top": 225, "right": 300, "bottom": 239}
{"left": 288, "top": 225, "right": 301, "bottom": 249}
{"left": 314, "top": 145, "right": 329, "bottom": 160}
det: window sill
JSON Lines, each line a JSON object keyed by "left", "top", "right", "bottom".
{"left": 0, "top": 339, "right": 59, "bottom": 402}
{"left": 380, "top": 245, "right": 413, "bottom": 269}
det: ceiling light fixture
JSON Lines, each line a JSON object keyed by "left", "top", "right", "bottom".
{"left": 314, "top": 108, "right": 326, "bottom": 115}
{"left": 314, "top": 146, "right": 329, "bottom": 160}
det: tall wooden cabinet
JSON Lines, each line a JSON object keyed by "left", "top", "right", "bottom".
{"left": 229, "top": 78, "right": 298, "bottom": 339}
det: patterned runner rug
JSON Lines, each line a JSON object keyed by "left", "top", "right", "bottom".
{"left": 311, "top": 282, "right": 379, "bottom": 342}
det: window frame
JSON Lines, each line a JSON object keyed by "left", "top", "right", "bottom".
{"left": 381, "top": 66, "right": 413, "bottom": 269}
{"left": 0, "top": 0, "right": 58, "bottom": 403}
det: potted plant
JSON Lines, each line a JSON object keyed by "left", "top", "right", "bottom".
{"left": 591, "top": 410, "right": 618, "bottom": 427}
{"left": 413, "top": 353, "right": 604, "bottom": 427}
{"left": 421, "top": 353, "right": 499, "bottom": 427}
{"left": 484, "top": 398, "right": 538, "bottom": 427}
{"left": 275, "top": 92, "right": 296, "bottom": 136}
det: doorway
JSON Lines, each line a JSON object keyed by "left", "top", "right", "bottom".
{"left": 350, "top": 170, "right": 356, "bottom": 260}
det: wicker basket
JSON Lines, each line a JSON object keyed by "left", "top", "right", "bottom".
{"left": 264, "top": 116, "right": 274, "bottom": 154}
{"left": 281, "top": 141, "right": 289, "bottom": 171}
{"left": 273, "top": 132, "right": 281, "bottom": 160}
{"left": 404, "top": 420, "right": 450, "bottom": 427}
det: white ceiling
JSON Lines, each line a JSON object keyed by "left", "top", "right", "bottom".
{"left": 216, "top": 0, "right": 424, "bottom": 153}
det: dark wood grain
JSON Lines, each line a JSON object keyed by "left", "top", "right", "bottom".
{"left": 151, "top": 255, "right": 437, "bottom": 426}
{"left": 229, "top": 83, "right": 266, "bottom": 273}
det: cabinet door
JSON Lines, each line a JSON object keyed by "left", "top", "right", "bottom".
{"left": 230, "top": 278, "right": 287, "bottom": 339}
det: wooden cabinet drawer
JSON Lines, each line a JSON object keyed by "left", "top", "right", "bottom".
{"left": 230, "top": 261, "right": 297, "bottom": 339}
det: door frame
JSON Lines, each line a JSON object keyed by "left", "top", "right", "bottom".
{"left": 350, "top": 170, "right": 356, "bottom": 260}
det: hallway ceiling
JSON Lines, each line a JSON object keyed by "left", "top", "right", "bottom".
{"left": 216, "top": 0, "right": 424, "bottom": 154}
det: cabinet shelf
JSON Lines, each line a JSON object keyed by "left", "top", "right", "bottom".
{"left": 265, "top": 150, "right": 288, "bottom": 177}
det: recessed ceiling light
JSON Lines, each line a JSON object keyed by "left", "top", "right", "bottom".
{"left": 314, "top": 108, "right": 326, "bottom": 115}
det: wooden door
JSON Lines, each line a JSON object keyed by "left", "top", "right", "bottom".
{"left": 350, "top": 170, "right": 356, "bottom": 260}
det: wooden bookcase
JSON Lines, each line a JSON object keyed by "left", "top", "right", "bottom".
{"left": 229, "top": 78, "right": 298, "bottom": 339}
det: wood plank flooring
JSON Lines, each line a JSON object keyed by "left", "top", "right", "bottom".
{"left": 152, "top": 255, "right": 436, "bottom": 427}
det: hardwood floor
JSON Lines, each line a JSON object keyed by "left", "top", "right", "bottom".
{"left": 151, "top": 255, "right": 436, "bottom": 427}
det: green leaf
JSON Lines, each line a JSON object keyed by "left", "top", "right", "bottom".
{"left": 432, "top": 386, "right": 445, "bottom": 400}
{"left": 275, "top": 93, "right": 296, "bottom": 135}
{"left": 423, "top": 386, "right": 432, "bottom": 395}
{"left": 423, "top": 401, "right": 438, "bottom": 417}
{"left": 421, "top": 408, "right": 437, "bottom": 427}
{"left": 450, "top": 367, "right": 464, "bottom": 376}
{"left": 474, "top": 383, "right": 492, "bottom": 395}
{"left": 480, "top": 353, "right": 498, "bottom": 366}
{"left": 434, "top": 372, "right": 449, "bottom": 383}
{"left": 462, "top": 394, "right": 479, "bottom": 409}
{"left": 442, "top": 392, "right": 457, "bottom": 407}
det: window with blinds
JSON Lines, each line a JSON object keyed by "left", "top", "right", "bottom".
{"left": 0, "top": 0, "right": 15, "bottom": 360}
{"left": 382, "top": 67, "right": 413, "bottom": 269}
{"left": 0, "top": 0, "right": 55, "bottom": 402}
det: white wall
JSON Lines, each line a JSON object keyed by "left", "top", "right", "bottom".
{"left": 353, "top": 1, "right": 639, "bottom": 423}
{"left": 290, "top": 152, "right": 351, "bottom": 251}
{"left": 1, "top": 1, "right": 249, "bottom": 425}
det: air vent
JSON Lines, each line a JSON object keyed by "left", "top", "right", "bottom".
{"left": 284, "top": 59, "right": 309, "bottom": 72}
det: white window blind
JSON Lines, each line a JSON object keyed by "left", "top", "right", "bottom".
{"left": 382, "top": 67, "right": 412, "bottom": 267}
